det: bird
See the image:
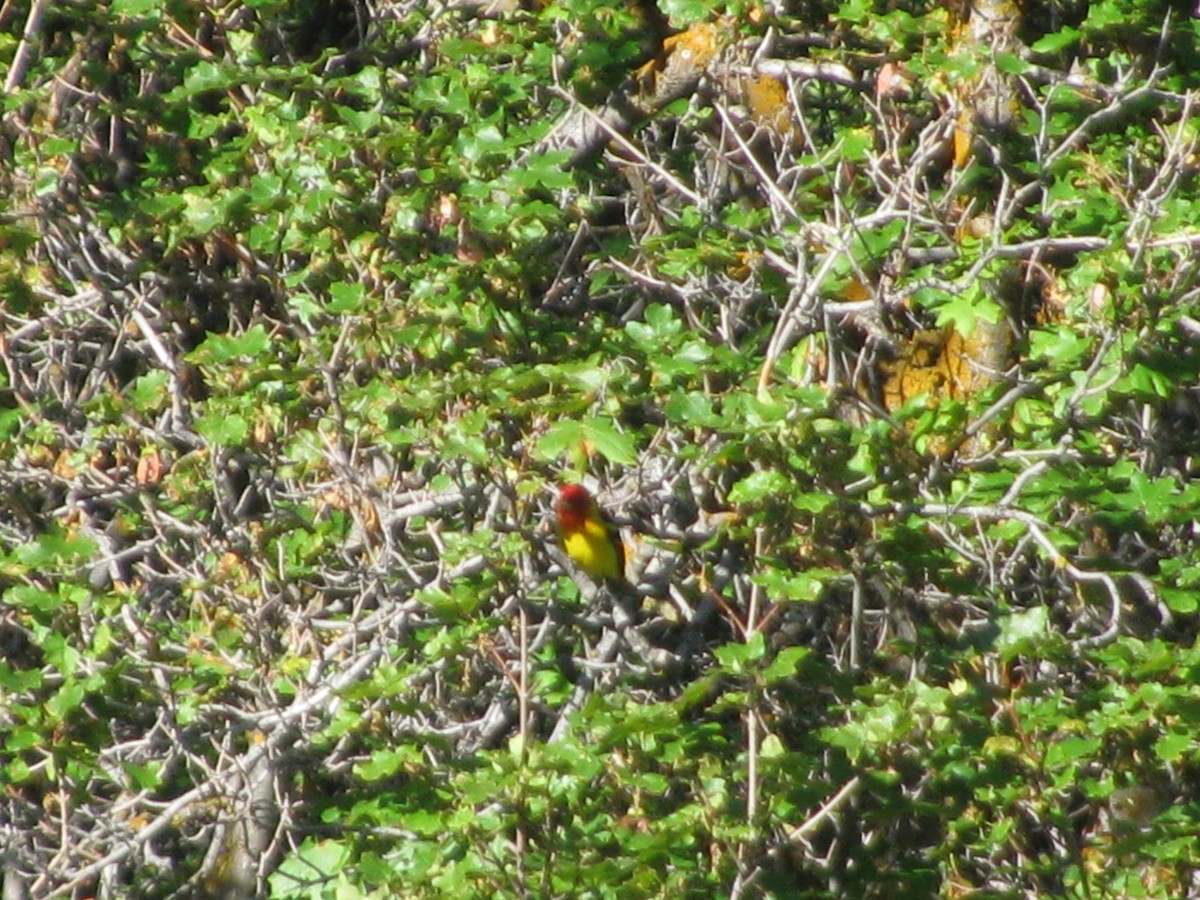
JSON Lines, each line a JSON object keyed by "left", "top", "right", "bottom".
{"left": 554, "top": 484, "right": 626, "bottom": 583}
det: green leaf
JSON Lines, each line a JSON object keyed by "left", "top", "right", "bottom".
{"left": 4, "top": 584, "right": 65, "bottom": 613}
{"left": 763, "top": 646, "right": 811, "bottom": 683}
{"left": 995, "top": 51, "right": 1030, "bottom": 76}
{"left": 535, "top": 421, "right": 576, "bottom": 463}
{"left": 658, "top": 340, "right": 713, "bottom": 378}
{"left": 188, "top": 326, "right": 272, "bottom": 365}
{"left": 123, "top": 761, "right": 163, "bottom": 790}
{"left": 1160, "top": 589, "right": 1199, "bottom": 614}
{"left": 1154, "top": 730, "right": 1193, "bottom": 763}
{"left": 112, "top": 0, "right": 162, "bottom": 15}
{"left": 534, "top": 414, "right": 636, "bottom": 467}
{"left": 180, "top": 188, "right": 222, "bottom": 234}
{"left": 129, "top": 370, "right": 170, "bottom": 413}
{"left": 1129, "top": 472, "right": 1180, "bottom": 524}
{"left": 1120, "top": 363, "right": 1172, "bottom": 399}
{"left": 356, "top": 747, "right": 419, "bottom": 781}
{"left": 933, "top": 292, "right": 1004, "bottom": 337}
{"left": 13, "top": 530, "right": 96, "bottom": 567}
{"left": 329, "top": 281, "right": 367, "bottom": 314}
{"left": 45, "top": 680, "right": 87, "bottom": 723}
{"left": 194, "top": 410, "right": 249, "bottom": 446}
{"left": 1031, "top": 27, "right": 1081, "bottom": 53}
{"left": 729, "top": 471, "right": 791, "bottom": 503}
{"left": 0, "top": 664, "right": 42, "bottom": 692}
{"left": 792, "top": 492, "right": 832, "bottom": 513}
{"left": 271, "top": 840, "right": 352, "bottom": 894}
{"left": 995, "top": 607, "right": 1049, "bottom": 660}
{"left": 1044, "top": 735, "right": 1102, "bottom": 769}
{"left": 839, "top": 128, "right": 873, "bottom": 162}
{"left": 1030, "top": 326, "right": 1093, "bottom": 366}
{"left": 582, "top": 418, "right": 637, "bottom": 466}
{"left": 752, "top": 569, "right": 832, "bottom": 604}
{"left": 760, "top": 733, "right": 786, "bottom": 759}
{"left": 179, "top": 60, "right": 235, "bottom": 97}
{"left": 664, "top": 390, "right": 719, "bottom": 427}
{"left": 714, "top": 632, "right": 766, "bottom": 675}
{"left": 658, "top": 0, "right": 716, "bottom": 26}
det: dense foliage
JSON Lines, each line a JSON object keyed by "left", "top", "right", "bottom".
{"left": 3, "top": 0, "right": 1200, "bottom": 896}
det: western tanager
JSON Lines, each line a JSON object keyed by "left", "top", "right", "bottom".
{"left": 555, "top": 484, "right": 626, "bottom": 583}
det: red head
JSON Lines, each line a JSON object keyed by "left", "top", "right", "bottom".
{"left": 556, "top": 484, "right": 594, "bottom": 529}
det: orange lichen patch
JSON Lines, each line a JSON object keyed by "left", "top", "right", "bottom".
{"left": 744, "top": 74, "right": 792, "bottom": 135}
{"left": 839, "top": 276, "right": 872, "bottom": 303}
{"left": 1038, "top": 269, "right": 1071, "bottom": 324}
{"left": 660, "top": 22, "right": 720, "bottom": 73}
{"left": 53, "top": 450, "right": 79, "bottom": 480}
{"left": 952, "top": 107, "right": 974, "bottom": 169}
{"left": 725, "top": 249, "right": 760, "bottom": 281}
{"left": 636, "top": 21, "right": 723, "bottom": 108}
{"left": 882, "top": 323, "right": 1011, "bottom": 409}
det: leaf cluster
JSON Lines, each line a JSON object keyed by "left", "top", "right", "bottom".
{"left": 2, "top": 0, "right": 1200, "bottom": 897}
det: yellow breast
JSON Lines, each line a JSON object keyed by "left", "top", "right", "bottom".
{"left": 559, "top": 517, "right": 623, "bottom": 581}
